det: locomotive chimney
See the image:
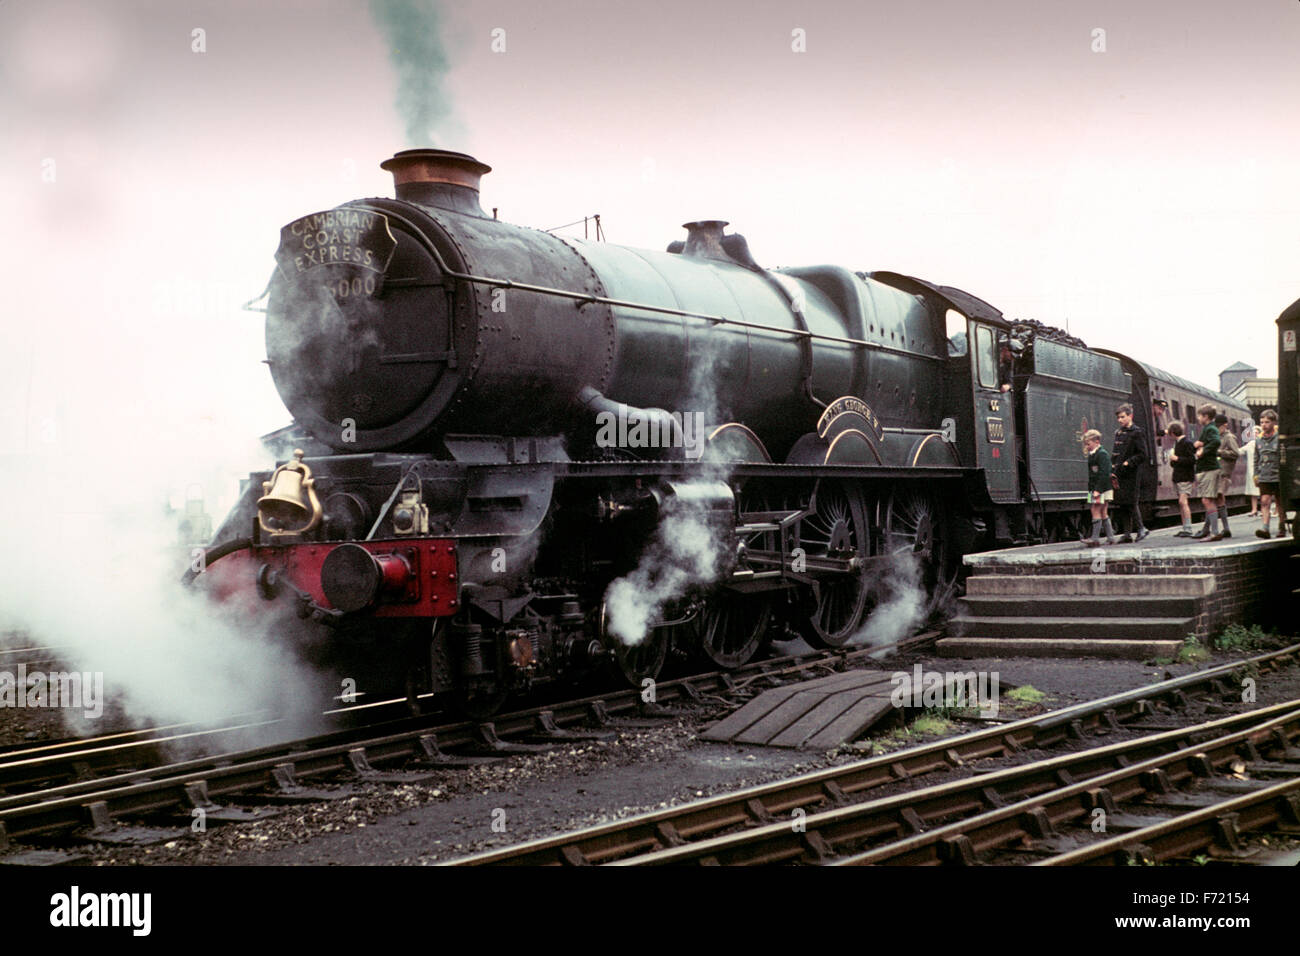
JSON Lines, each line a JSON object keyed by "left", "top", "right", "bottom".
{"left": 381, "top": 148, "right": 492, "bottom": 217}
{"left": 681, "top": 220, "right": 731, "bottom": 261}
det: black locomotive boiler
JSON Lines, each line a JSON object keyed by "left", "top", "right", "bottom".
{"left": 194, "top": 149, "right": 1250, "bottom": 712}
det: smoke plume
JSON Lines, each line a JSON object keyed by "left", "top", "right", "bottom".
{"left": 369, "top": 0, "right": 455, "bottom": 146}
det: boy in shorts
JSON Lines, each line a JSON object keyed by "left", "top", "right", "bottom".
{"left": 1167, "top": 421, "right": 1196, "bottom": 536}
{"left": 1193, "top": 404, "right": 1223, "bottom": 541}
{"left": 1081, "top": 429, "right": 1116, "bottom": 547}
{"left": 1255, "top": 409, "right": 1282, "bottom": 538}
{"left": 1213, "top": 413, "right": 1240, "bottom": 537}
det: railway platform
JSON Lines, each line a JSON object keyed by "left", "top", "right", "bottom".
{"left": 941, "top": 518, "right": 1297, "bottom": 660}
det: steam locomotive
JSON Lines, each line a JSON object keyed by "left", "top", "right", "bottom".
{"left": 193, "top": 149, "right": 1252, "bottom": 713}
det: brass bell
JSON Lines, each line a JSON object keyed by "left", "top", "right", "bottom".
{"left": 258, "top": 449, "right": 322, "bottom": 535}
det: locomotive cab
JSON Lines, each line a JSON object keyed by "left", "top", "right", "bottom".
{"left": 967, "top": 319, "right": 1020, "bottom": 505}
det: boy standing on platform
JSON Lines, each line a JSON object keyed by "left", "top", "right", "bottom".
{"left": 1255, "top": 409, "right": 1282, "bottom": 538}
{"left": 1081, "top": 429, "right": 1116, "bottom": 547}
{"left": 1213, "top": 413, "right": 1240, "bottom": 538}
{"left": 1193, "top": 404, "right": 1223, "bottom": 541}
{"left": 1168, "top": 421, "right": 1196, "bottom": 536}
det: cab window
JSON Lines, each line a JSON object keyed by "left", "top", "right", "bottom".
{"left": 945, "top": 309, "right": 967, "bottom": 357}
{"left": 975, "top": 325, "right": 998, "bottom": 388}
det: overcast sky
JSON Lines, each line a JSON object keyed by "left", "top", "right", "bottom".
{"left": 3, "top": 0, "right": 1297, "bottom": 475}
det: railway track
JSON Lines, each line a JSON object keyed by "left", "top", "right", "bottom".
{"left": 0, "top": 634, "right": 921, "bottom": 798}
{"left": 449, "top": 643, "right": 1300, "bottom": 865}
{"left": 1034, "top": 776, "right": 1300, "bottom": 866}
{"left": 0, "top": 638, "right": 920, "bottom": 853}
{"left": 833, "top": 703, "right": 1300, "bottom": 866}
{"left": 0, "top": 695, "right": 446, "bottom": 796}
{"left": 634, "top": 701, "right": 1300, "bottom": 866}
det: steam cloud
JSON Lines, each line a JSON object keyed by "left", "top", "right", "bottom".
{"left": 0, "top": 426, "right": 331, "bottom": 747}
{"left": 851, "top": 553, "right": 928, "bottom": 648}
{"left": 603, "top": 498, "right": 727, "bottom": 646}
{"left": 369, "top": 0, "right": 455, "bottom": 146}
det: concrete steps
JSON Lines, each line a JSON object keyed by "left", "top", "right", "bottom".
{"left": 941, "top": 573, "right": 1213, "bottom": 660}
{"left": 937, "top": 638, "right": 1181, "bottom": 661}
{"left": 963, "top": 574, "right": 1215, "bottom": 597}
{"left": 948, "top": 615, "right": 1194, "bottom": 642}
{"left": 960, "top": 595, "right": 1201, "bottom": 618}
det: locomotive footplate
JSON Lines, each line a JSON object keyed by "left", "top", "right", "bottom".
{"left": 558, "top": 460, "right": 974, "bottom": 482}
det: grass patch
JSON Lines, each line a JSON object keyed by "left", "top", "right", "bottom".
{"left": 910, "top": 714, "right": 953, "bottom": 736}
{"left": 1177, "top": 636, "right": 1211, "bottom": 664}
{"left": 1005, "top": 685, "right": 1047, "bottom": 704}
{"left": 883, "top": 712, "right": 955, "bottom": 743}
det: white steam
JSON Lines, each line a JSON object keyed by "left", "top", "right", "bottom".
{"left": 603, "top": 498, "right": 726, "bottom": 646}
{"left": 0, "top": 426, "right": 332, "bottom": 744}
{"left": 850, "top": 552, "right": 928, "bottom": 648}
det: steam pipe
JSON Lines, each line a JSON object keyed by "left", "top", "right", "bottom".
{"left": 180, "top": 537, "right": 253, "bottom": 586}
{"left": 576, "top": 386, "right": 685, "bottom": 450}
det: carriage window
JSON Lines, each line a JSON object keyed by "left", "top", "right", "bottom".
{"left": 1186, "top": 404, "right": 1195, "bottom": 425}
{"left": 945, "top": 309, "right": 967, "bottom": 357}
{"left": 975, "top": 326, "right": 998, "bottom": 388}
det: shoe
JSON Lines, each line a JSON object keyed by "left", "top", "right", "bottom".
{"left": 1083, "top": 539, "right": 1100, "bottom": 548}
{"left": 1192, "top": 529, "right": 1209, "bottom": 539}
{"left": 1175, "top": 530, "right": 1192, "bottom": 537}
{"left": 1117, "top": 534, "right": 1134, "bottom": 544}
{"left": 1209, "top": 533, "right": 1224, "bottom": 541}
{"left": 1221, "top": 530, "right": 1232, "bottom": 538}
{"left": 1135, "top": 528, "right": 1150, "bottom": 541}
{"left": 1256, "top": 529, "right": 1272, "bottom": 539}
{"left": 1106, "top": 537, "right": 1117, "bottom": 546}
